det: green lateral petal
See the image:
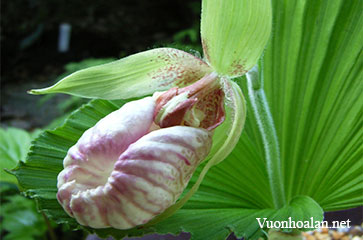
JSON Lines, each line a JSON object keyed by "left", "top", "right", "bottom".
{"left": 201, "top": 0, "right": 272, "bottom": 77}
{"left": 209, "top": 78, "right": 247, "bottom": 165}
{"left": 29, "top": 48, "right": 212, "bottom": 99}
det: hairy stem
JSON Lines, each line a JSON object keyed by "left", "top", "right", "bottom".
{"left": 246, "top": 65, "right": 285, "bottom": 209}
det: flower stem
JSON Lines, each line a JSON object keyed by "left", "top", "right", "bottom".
{"left": 246, "top": 65, "right": 285, "bottom": 209}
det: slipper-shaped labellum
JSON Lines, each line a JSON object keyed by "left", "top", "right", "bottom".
{"left": 57, "top": 74, "right": 224, "bottom": 229}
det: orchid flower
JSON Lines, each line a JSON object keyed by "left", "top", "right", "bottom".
{"left": 29, "top": 0, "right": 272, "bottom": 230}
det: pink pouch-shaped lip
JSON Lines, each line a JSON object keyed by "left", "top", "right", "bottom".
{"left": 57, "top": 97, "right": 212, "bottom": 229}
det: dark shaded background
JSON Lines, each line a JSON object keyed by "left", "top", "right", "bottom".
{"left": 2, "top": 0, "right": 200, "bottom": 84}
{"left": 1, "top": 0, "right": 202, "bottom": 130}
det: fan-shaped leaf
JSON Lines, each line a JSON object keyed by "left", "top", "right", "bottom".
{"left": 262, "top": 0, "right": 363, "bottom": 210}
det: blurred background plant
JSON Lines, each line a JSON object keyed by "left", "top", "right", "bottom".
{"left": 0, "top": 127, "right": 85, "bottom": 239}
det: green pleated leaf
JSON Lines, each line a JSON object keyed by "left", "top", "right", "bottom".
{"left": 261, "top": 0, "right": 363, "bottom": 211}
{"left": 232, "top": 0, "right": 362, "bottom": 213}
{"left": 29, "top": 48, "right": 212, "bottom": 99}
{"left": 11, "top": 98, "right": 322, "bottom": 240}
{"left": 201, "top": 0, "right": 272, "bottom": 77}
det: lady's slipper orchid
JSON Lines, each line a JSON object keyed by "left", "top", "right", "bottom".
{"left": 30, "top": 0, "right": 271, "bottom": 231}
{"left": 57, "top": 74, "right": 225, "bottom": 229}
